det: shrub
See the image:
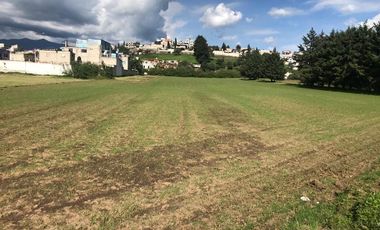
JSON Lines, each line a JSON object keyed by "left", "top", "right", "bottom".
{"left": 68, "top": 62, "right": 114, "bottom": 79}
{"left": 148, "top": 67, "right": 241, "bottom": 78}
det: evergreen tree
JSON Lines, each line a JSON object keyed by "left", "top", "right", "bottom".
{"left": 247, "top": 44, "right": 252, "bottom": 54}
{"left": 370, "top": 23, "right": 380, "bottom": 91}
{"left": 296, "top": 28, "right": 321, "bottom": 86}
{"left": 174, "top": 38, "right": 177, "bottom": 49}
{"left": 222, "top": 43, "right": 227, "bottom": 51}
{"left": 297, "top": 25, "right": 380, "bottom": 91}
{"left": 239, "top": 49, "right": 263, "bottom": 80}
{"left": 236, "top": 44, "right": 242, "bottom": 52}
{"left": 194, "top": 35, "right": 211, "bottom": 67}
{"left": 262, "top": 48, "right": 286, "bottom": 82}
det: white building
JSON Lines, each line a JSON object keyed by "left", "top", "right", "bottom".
{"left": 213, "top": 50, "right": 241, "bottom": 58}
{"left": 142, "top": 59, "right": 159, "bottom": 70}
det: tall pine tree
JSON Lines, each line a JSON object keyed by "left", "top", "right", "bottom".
{"left": 194, "top": 35, "right": 211, "bottom": 67}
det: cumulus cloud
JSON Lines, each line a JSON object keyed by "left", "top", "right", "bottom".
{"left": 311, "top": 0, "right": 380, "bottom": 14}
{"left": 364, "top": 14, "right": 380, "bottom": 27}
{"left": 160, "top": 2, "right": 187, "bottom": 38}
{"left": 268, "top": 7, "right": 304, "bottom": 17}
{"left": 200, "top": 3, "right": 243, "bottom": 28}
{"left": 0, "top": 0, "right": 172, "bottom": 42}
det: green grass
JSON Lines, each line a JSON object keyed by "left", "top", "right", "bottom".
{"left": 139, "top": 53, "right": 239, "bottom": 65}
{"left": 139, "top": 53, "right": 197, "bottom": 63}
{"left": 0, "top": 75, "right": 379, "bottom": 229}
{"left": 0, "top": 73, "right": 84, "bottom": 87}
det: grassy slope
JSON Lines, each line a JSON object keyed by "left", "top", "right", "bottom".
{"left": 0, "top": 76, "right": 379, "bottom": 229}
{"left": 139, "top": 53, "right": 197, "bottom": 64}
{"left": 139, "top": 53, "right": 238, "bottom": 65}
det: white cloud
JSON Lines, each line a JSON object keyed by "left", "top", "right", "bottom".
{"left": 0, "top": 0, "right": 172, "bottom": 42}
{"left": 264, "top": 36, "right": 275, "bottom": 45}
{"left": 200, "top": 3, "right": 243, "bottom": 28}
{"left": 311, "top": 0, "right": 380, "bottom": 14}
{"left": 245, "top": 17, "right": 253, "bottom": 23}
{"left": 160, "top": 2, "right": 187, "bottom": 38}
{"left": 268, "top": 7, "right": 304, "bottom": 17}
{"left": 246, "top": 29, "right": 279, "bottom": 36}
{"left": 364, "top": 14, "right": 380, "bottom": 27}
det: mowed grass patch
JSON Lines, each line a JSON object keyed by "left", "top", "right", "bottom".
{"left": 0, "top": 73, "right": 84, "bottom": 88}
{"left": 0, "top": 76, "right": 379, "bottom": 229}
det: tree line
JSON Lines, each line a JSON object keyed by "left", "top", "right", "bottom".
{"left": 296, "top": 24, "right": 380, "bottom": 92}
{"left": 239, "top": 48, "right": 285, "bottom": 82}
{"left": 193, "top": 35, "right": 285, "bottom": 81}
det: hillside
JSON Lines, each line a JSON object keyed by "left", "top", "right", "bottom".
{"left": 0, "top": 38, "right": 62, "bottom": 50}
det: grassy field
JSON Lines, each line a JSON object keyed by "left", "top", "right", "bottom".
{"left": 0, "top": 73, "right": 84, "bottom": 88}
{"left": 0, "top": 74, "right": 379, "bottom": 229}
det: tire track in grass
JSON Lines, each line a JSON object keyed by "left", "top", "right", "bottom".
{"left": 0, "top": 132, "right": 268, "bottom": 228}
{"left": 0, "top": 94, "right": 143, "bottom": 176}
{"left": 0, "top": 88, "right": 267, "bottom": 228}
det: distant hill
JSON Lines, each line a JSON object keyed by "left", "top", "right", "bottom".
{"left": 0, "top": 38, "right": 62, "bottom": 50}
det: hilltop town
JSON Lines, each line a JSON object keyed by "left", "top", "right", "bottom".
{"left": 0, "top": 37, "right": 298, "bottom": 78}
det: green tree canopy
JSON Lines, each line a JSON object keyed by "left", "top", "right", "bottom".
{"left": 194, "top": 35, "right": 211, "bottom": 67}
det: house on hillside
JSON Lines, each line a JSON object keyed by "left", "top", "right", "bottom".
{"left": 157, "top": 60, "right": 178, "bottom": 69}
{"left": 142, "top": 59, "right": 160, "bottom": 70}
{"left": 142, "top": 59, "right": 179, "bottom": 70}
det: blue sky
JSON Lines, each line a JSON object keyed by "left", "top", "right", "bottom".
{"left": 165, "top": 0, "right": 380, "bottom": 50}
{"left": 1, "top": 0, "right": 380, "bottom": 51}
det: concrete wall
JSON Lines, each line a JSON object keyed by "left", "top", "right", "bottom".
{"left": 38, "top": 50, "right": 72, "bottom": 64}
{"left": 10, "top": 52, "right": 27, "bottom": 61}
{"left": 0, "top": 61, "right": 71, "bottom": 76}
{"left": 213, "top": 51, "right": 241, "bottom": 58}
{"left": 101, "top": 57, "right": 117, "bottom": 67}
{"left": 121, "top": 55, "right": 129, "bottom": 71}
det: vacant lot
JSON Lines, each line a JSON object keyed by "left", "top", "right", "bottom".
{"left": 0, "top": 75, "right": 379, "bottom": 229}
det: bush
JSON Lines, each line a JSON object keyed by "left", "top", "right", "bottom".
{"left": 68, "top": 62, "right": 114, "bottom": 79}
